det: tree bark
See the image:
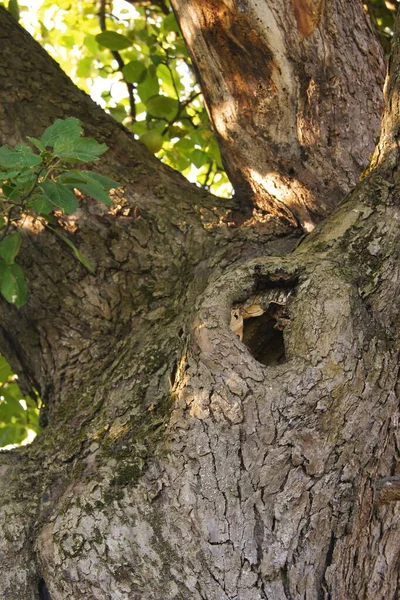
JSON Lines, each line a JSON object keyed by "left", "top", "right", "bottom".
{"left": 171, "top": 0, "right": 385, "bottom": 229}
{"left": 0, "top": 5, "right": 399, "bottom": 600}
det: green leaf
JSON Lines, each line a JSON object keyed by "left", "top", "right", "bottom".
{"left": 1, "top": 182, "right": 18, "bottom": 200}
{"left": 0, "top": 425, "right": 26, "bottom": 447}
{"left": 79, "top": 171, "right": 119, "bottom": 191}
{"left": 47, "top": 227, "right": 94, "bottom": 273}
{"left": 0, "top": 232, "right": 22, "bottom": 264}
{"left": 131, "top": 120, "right": 148, "bottom": 136}
{"left": 58, "top": 171, "right": 115, "bottom": 206}
{"left": 40, "top": 181, "right": 78, "bottom": 214}
{"left": 7, "top": 0, "right": 19, "bottom": 21}
{"left": 207, "top": 137, "right": 224, "bottom": 168}
{"left": 60, "top": 35, "right": 75, "bottom": 50}
{"left": 54, "top": 138, "right": 108, "bottom": 163}
{"left": 174, "top": 41, "right": 189, "bottom": 59}
{"left": 75, "top": 182, "right": 112, "bottom": 205}
{"left": 4, "top": 382, "right": 23, "bottom": 398}
{"left": 137, "top": 67, "right": 160, "bottom": 103}
{"left": 157, "top": 64, "right": 181, "bottom": 98}
{"left": 167, "top": 125, "right": 186, "bottom": 140}
{"left": 83, "top": 34, "right": 98, "bottom": 54}
{"left": 150, "top": 54, "right": 162, "bottom": 66}
{"left": 0, "top": 146, "right": 41, "bottom": 168}
{"left": 0, "top": 399, "right": 16, "bottom": 423}
{"left": 1, "top": 390, "right": 25, "bottom": 418}
{"left": 3, "top": 168, "right": 37, "bottom": 191}
{"left": 28, "top": 194, "right": 54, "bottom": 215}
{"left": 40, "top": 117, "right": 83, "bottom": 148}
{"left": 53, "top": 134, "right": 75, "bottom": 157}
{"left": 191, "top": 149, "right": 208, "bottom": 169}
{"left": 55, "top": 172, "right": 85, "bottom": 185}
{"left": 0, "top": 169, "right": 23, "bottom": 180}
{"left": 25, "top": 396, "right": 39, "bottom": 430}
{"left": 162, "top": 12, "right": 181, "bottom": 33}
{"left": 123, "top": 60, "right": 147, "bottom": 84}
{"left": 27, "top": 136, "right": 46, "bottom": 152}
{"left": 0, "top": 261, "right": 28, "bottom": 307}
{"left": 109, "top": 105, "right": 128, "bottom": 123}
{"left": 174, "top": 138, "right": 195, "bottom": 153}
{"left": 11, "top": 168, "right": 36, "bottom": 187}
{"left": 146, "top": 95, "right": 179, "bottom": 121}
{"left": 95, "top": 31, "right": 132, "bottom": 51}
{"left": 165, "top": 149, "right": 191, "bottom": 171}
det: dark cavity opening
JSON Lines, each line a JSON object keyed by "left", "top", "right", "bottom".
{"left": 231, "top": 274, "right": 295, "bottom": 366}
{"left": 38, "top": 579, "right": 52, "bottom": 600}
{"left": 242, "top": 302, "right": 288, "bottom": 366}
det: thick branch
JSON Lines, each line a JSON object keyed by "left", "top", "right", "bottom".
{"left": 171, "top": 0, "right": 385, "bottom": 229}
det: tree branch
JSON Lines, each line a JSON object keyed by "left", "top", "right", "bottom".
{"left": 171, "top": 0, "right": 385, "bottom": 228}
{"left": 98, "top": 0, "right": 136, "bottom": 120}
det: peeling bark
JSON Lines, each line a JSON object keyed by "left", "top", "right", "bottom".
{"left": 171, "top": 0, "right": 385, "bottom": 229}
{"left": 0, "top": 5, "right": 399, "bottom": 600}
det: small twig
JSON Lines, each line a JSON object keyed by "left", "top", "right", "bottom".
{"left": 181, "top": 91, "right": 201, "bottom": 110}
{"left": 98, "top": 0, "right": 136, "bottom": 121}
{"left": 0, "top": 205, "right": 18, "bottom": 243}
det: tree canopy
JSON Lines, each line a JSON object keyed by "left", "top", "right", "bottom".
{"left": 24, "top": 0, "right": 232, "bottom": 196}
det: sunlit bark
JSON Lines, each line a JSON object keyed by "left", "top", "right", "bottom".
{"left": 171, "top": 0, "right": 385, "bottom": 229}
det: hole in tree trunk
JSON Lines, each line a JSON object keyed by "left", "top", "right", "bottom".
{"left": 231, "top": 283, "right": 294, "bottom": 366}
{"left": 242, "top": 306, "right": 287, "bottom": 366}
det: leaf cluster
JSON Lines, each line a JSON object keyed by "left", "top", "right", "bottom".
{"left": 0, "top": 117, "right": 117, "bottom": 307}
{"left": 17, "top": 0, "right": 232, "bottom": 197}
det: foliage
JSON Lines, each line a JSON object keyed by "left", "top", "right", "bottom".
{"left": 13, "top": 0, "right": 397, "bottom": 198}
{"left": 0, "top": 117, "right": 118, "bottom": 448}
{"left": 17, "top": 0, "right": 232, "bottom": 197}
{"left": 0, "top": 354, "right": 39, "bottom": 447}
{"left": 363, "top": 0, "right": 399, "bottom": 53}
{"left": 0, "top": 116, "right": 117, "bottom": 448}
{"left": 13, "top": 0, "right": 397, "bottom": 196}
{"left": 0, "top": 117, "right": 117, "bottom": 307}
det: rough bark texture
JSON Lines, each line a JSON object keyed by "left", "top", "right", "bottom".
{"left": 171, "top": 0, "right": 385, "bottom": 229}
{"left": 0, "top": 4, "right": 399, "bottom": 600}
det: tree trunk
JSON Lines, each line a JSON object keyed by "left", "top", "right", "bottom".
{"left": 0, "top": 5, "right": 399, "bottom": 600}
